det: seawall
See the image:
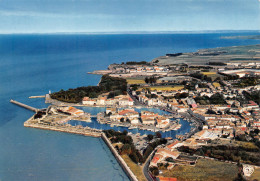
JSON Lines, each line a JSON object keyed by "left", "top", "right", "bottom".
{"left": 101, "top": 133, "right": 139, "bottom": 181}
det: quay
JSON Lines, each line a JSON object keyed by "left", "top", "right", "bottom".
{"left": 10, "top": 99, "right": 43, "bottom": 112}
{"left": 24, "top": 116, "right": 102, "bottom": 137}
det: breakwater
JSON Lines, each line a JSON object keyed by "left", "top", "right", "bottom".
{"left": 29, "top": 95, "right": 46, "bottom": 99}
{"left": 10, "top": 99, "right": 41, "bottom": 112}
{"left": 101, "top": 133, "right": 138, "bottom": 181}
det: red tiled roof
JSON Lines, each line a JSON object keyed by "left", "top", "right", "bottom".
{"left": 166, "top": 140, "right": 179, "bottom": 149}
{"left": 118, "top": 109, "right": 138, "bottom": 115}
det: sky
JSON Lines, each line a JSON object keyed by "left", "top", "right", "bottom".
{"left": 0, "top": 0, "right": 259, "bottom": 33}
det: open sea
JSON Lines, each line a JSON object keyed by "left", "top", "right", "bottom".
{"left": 0, "top": 32, "right": 260, "bottom": 181}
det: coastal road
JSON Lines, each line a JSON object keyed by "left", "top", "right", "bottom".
{"left": 142, "top": 148, "right": 158, "bottom": 181}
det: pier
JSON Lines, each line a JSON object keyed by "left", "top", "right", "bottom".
{"left": 10, "top": 99, "right": 42, "bottom": 112}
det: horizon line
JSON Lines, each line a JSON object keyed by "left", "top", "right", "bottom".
{"left": 0, "top": 30, "right": 259, "bottom": 35}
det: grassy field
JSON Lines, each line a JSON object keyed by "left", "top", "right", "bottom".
{"left": 126, "top": 79, "right": 145, "bottom": 85}
{"left": 234, "top": 141, "right": 259, "bottom": 150}
{"left": 203, "top": 73, "right": 224, "bottom": 81}
{"left": 213, "top": 82, "right": 221, "bottom": 87}
{"left": 121, "top": 154, "right": 147, "bottom": 181}
{"left": 148, "top": 85, "right": 184, "bottom": 91}
{"left": 250, "top": 168, "right": 260, "bottom": 181}
{"left": 162, "top": 158, "right": 238, "bottom": 181}
{"left": 201, "top": 72, "right": 217, "bottom": 75}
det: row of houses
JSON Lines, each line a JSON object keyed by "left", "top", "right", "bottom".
{"left": 82, "top": 94, "right": 134, "bottom": 107}
{"left": 106, "top": 108, "right": 170, "bottom": 128}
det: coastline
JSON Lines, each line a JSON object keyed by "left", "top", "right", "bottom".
{"left": 4, "top": 33, "right": 260, "bottom": 181}
{"left": 101, "top": 133, "right": 139, "bottom": 181}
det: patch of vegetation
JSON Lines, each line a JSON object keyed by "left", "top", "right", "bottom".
{"left": 145, "top": 93, "right": 158, "bottom": 99}
{"left": 143, "top": 137, "right": 167, "bottom": 160}
{"left": 126, "top": 79, "right": 145, "bottom": 85}
{"left": 123, "top": 61, "right": 149, "bottom": 65}
{"left": 148, "top": 85, "right": 184, "bottom": 91}
{"left": 222, "top": 74, "right": 240, "bottom": 80}
{"left": 121, "top": 155, "right": 146, "bottom": 181}
{"left": 243, "top": 90, "right": 260, "bottom": 105}
{"left": 195, "top": 93, "right": 226, "bottom": 105}
{"left": 162, "top": 158, "right": 238, "bottom": 181}
{"left": 201, "top": 71, "right": 217, "bottom": 75}
{"left": 50, "top": 75, "right": 127, "bottom": 103}
{"left": 213, "top": 82, "right": 221, "bottom": 87}
{"left": 145, "top": 76, "right": 157, "bottom": 84}
{"left": 190, "top": 72, "right": 213, "bottom": 82}
{"left": 177, "top": 142, "right": 260, "bottom": 166}
{"left": 104, "top": 129, "right": 144, "bottom": 164}
{"left": 174, "top": 92, "right": 189, "bottom": 99}
{"left": 149, "top": 166, "right": 159, "bottom": 177}
{"left": 166, "top": 53, "right": 183, "bottom": 57}
{"left": 234, "top": 77, "right": 260, "bottom": 88}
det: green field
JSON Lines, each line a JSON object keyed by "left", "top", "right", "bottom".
{"left": 147, "top": 85, "right": 184, "bottom": 91}
{"left": 213, "top": 82, "right": 221, "bottom": 87}
{"left": 121, "top": 155, "right": 146, "bottom": 181}
{"left": 162, "top": 158, "right": 238, "bottom": 181}
{"left": 126, "top": 79, "right": 145, "bottom": 85}
{"left": 201, "top": 72, "right": 217, "bottom": 75}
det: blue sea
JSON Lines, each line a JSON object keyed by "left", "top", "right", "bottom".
{"left": 0, "top": 32, "right": 260, "bottom": 181}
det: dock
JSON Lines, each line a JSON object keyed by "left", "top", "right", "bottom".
{"left": 10, "top": 99, "right": 43, "bottom": 112}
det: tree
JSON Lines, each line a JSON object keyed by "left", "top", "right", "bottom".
{"left": 129, "top": 153, "right": 139, "bottom": 164}
{"left": 155, "top": 131, "right": 162, "bottom": 138}
{"left": 254, "top": 129, "right": 259, "bottom": 135}
{"left": 123, "top": 130, "right": 128, "bottom": 135}
{"left": 147, "top": 134, "right": 154, "bottom": 141}
{"left": 120, "top": 144, "right": 132, "bottom": 155}
{"left": 143, "top": 145, "right": 154, "bottom": 159}
{"left": 234, "top": 172, "right": 246, "bottom": 181}
{"left": 149, "top": 166, "right": 159, "bottom": 176}
{"left": 145, "top": 76, "right": 157, "bottom": 84}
